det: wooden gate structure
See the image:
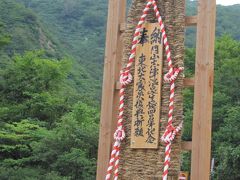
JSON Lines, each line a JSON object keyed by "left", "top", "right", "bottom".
{"left": 97, "top": 0, "right": 216, "bottom": 179}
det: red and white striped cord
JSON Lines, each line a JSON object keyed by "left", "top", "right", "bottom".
{"left": 161, "top": 65, "right": 183, "bottom": 180}
{"left": 161, "top": 121, "right": 183, "bottom": 180}
{"left": 105, "top": 0, "right": 183, "bottom": 179}
{"left": 105, "top": 72, "right": 131, "bottom": 180}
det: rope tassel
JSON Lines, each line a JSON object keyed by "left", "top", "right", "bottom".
{"left": 105, "top": 83, "right": 126, "bottom": 180}
{"left": 105, "top": 1, "right": 183, "bottom": 179}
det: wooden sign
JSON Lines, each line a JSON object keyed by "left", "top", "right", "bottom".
{"left": 131, "top": 23, "right": 163, "bottom": 149}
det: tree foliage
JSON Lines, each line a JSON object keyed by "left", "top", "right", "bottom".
{"left": 0, "top": 51, "right": 71, "bottom": 125}
{"left": 0, "top": 0, "right": 239, "bottom": 179}
{"left": 214, "top": 107, "right": 240, "bottom": 179}
{"left": 0, "top": 51, "right": 99, "bottom": 179}
{"left": 182, "top": 36, "right": 240, "bottom": 179}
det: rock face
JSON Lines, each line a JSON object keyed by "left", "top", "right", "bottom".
{"left": 119, "top": 0, "right": 185, "bottom": 179}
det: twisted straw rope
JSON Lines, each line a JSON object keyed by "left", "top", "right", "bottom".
{"left": 105, "top": 1, "right": 183, "bottom": 179}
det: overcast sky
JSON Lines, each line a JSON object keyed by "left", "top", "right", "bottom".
{"left": 217, "top": 0, "right": 240, "bottom": 5}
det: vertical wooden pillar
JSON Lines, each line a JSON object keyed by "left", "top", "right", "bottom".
{"left": 96, "top": 1, "right": 126, "bottom": 180}
{"left": 191, "top": 0, "right": 216, "bottom": 179}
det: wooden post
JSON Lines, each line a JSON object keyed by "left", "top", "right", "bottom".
{"left": 96, "top": 0, "right": 126, "bottom": 179}
{"left": 191, "top": 0, "right": 216, "bottom": 179}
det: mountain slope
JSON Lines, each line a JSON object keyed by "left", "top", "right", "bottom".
{"left": 16, "top": 0, "right": 108, "bottom": 82}
{"left": 0, "top": 0, "right": 101, "bottom": 103}
{"left": 186, "top": 0, "right": 240, "bottom": 46}
{"left": 0, "top": 1, "right": 239, "bottom": 179}
{"left": 3, "top": 0, "right": 240, "bottom": 100}
{"left": 0, "top": 0, "right": 61, "bottom": 57}
{"left": 16, "top": 0, "right": 240, "bottom": 71}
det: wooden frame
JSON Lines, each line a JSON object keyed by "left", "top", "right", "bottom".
{"left": 191, "top": 0, "right": 216, "bottom": 179}
{"left": 97, "top": 0, "right": 216, "bottom": 179}
{"left": 96, "top": 1, "right": 126, "bottom": 179}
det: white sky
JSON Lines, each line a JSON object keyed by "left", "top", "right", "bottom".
{"left": 217, "top": 0, "right": 240, "bottom": 5}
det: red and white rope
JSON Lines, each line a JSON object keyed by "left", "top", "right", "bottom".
{"left": 105, "top": 1, "right": 183, "bottom": 179}
{"left": 105, "top": 73, "right": 128, "bottom": 180}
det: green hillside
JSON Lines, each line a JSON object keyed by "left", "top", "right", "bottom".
{"left": 0, "top": 2, "right": 99, "bottom": 179}
{"left": 16, "top": 0, "right": 107, "bottom": 80}
{"left": 0, "top": 1, "right": 59, "bottom": 55}
{"left": 186, "top": 0, "right": 240, "bottom": 46}
{"left": 15, "top": 0, "right": 240, "bottom": 95}
{"left": 0, "top": 0, "right": 239, "bottom": 179}
{"left": 0, "top": 0, "right": 102, "bottom": 103}
{"left": 16, "top": 0, "right": 240, "bottom": 50}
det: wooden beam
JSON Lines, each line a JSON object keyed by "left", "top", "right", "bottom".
{"left": 183, "top": 77, "right": 195, "bottom": 87}
{"left": 181, "top": 141, "right": 192, "bottom": 151}
{"left": 115, "top": 81, "right": 121, "bottom": 90}
{"left": 191, "top": 0, "right": 216, "bottom": 179}
{"left": 96, "top": 0, "right": 126, "bottom": 179}
{"left": 119, "top": 22, "right": 126, "bottom": 33}
{"left": 185, "top": 16, "right": 198, "bottom": 26}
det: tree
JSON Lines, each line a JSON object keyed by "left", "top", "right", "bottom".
{"left": 182, "top": 36, "right": 240, "bottom": 176}
{"left": 0, "top": 51, "right": 71, "bottom": 125}
{"left": 214, "top": 107, "right": 240, "bottom": 180}
{"left": 0, "top": 50, "right": 99, "bottom": 179}
{"left": 0, "top": 22, "right": 10, "bottom": 48}
{"left": 0, "top": 120, "right": 48, "bottom": 168}
{"left": 30, "top": 103, "right": 99, "bottom": 179}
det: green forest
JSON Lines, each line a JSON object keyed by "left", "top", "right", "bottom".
{"left": 0, "top": 0, "right": 239, "bottom": 179}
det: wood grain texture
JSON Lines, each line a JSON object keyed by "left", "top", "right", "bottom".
{"left": 96, "top": 0, "right": 126, "bottom": 179}
{"left": 181, "top": 141, "right": 192, "bottom": 151}
{"left": 191, "top": 0, "right": 216, "bottom": 179}
{"left": 130, "top": 23, "right": 163, "bottom": 149}
{"left": 185, "top": 16, "right": 198, "bottom": 26}
{"left": 183, "top": 77, "right": 195, "bottom": 87}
